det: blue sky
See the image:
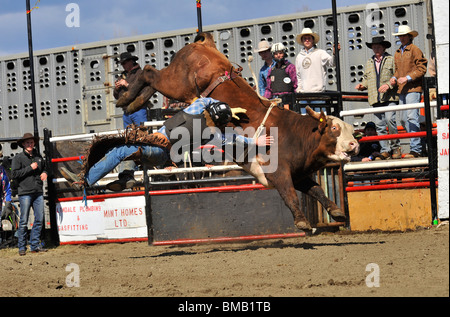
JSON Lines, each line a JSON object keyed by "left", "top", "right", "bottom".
{"left": 0, "top": 0, "right": 386, "bottom": 57}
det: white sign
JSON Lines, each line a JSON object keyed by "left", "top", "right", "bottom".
{"left": 437, "top": 119, "right": 449, "bottom": 219}
{"left": 433, "top": 0, "right": 449, "bottom": 93}
{"left": 102, "top": 196, "right": 147, "bottom": 229}
{"left": 56, "top": 201, "right": 104, "bottom": 236}
{"left": 56, "top": 196, "right": 147, "bottom": 243}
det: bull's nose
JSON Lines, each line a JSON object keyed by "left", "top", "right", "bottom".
{"left": 350, "top": 141, "right": 360, "bottom": 155}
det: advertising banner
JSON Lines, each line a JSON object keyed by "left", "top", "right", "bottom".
{"left": 56, "top": 196, "right": 147, "bottom": 243}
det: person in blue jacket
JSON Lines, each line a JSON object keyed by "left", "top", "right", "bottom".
{"left": 1, "top": 164, "right": 13, "bottom": 222}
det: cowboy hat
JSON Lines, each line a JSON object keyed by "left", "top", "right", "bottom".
{"left": 392, "top": 25, "right": 418, "bottom": 38}
{"left": 296, "top": 28, "right": 320, "bottom": 45}
{"left": 366, "top": 36, "right": 391, "bottom": 49}
{"left": 254, "top": 40, "right": 271, "bottom": 53}
{"left": 18, "top": 133, "right": 39, "bottom": 148}
{"left": 119, "top": 52, "right": 138, "bottom": 64}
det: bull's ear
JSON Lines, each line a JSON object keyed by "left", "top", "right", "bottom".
{"left": 318, "top": 111, "right": 327, "bottom": 132}
{"left": 306, "top": 106, "right": 327, "bottom": 132}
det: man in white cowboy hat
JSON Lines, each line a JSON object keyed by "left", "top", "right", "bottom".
{"left": 355, "top": 36, "right": 400, "bottom": 160}
{"left": 254, "top": 40, "right": 274, "bottom": 97}
{"left": 295, "top": 27, "right": 339, "bottom": 93}
{"left": 11, "top": 133, "right": 48, "bottom": 255}
{"left": 389, "top": 25, "right": 427, "bottom": 158}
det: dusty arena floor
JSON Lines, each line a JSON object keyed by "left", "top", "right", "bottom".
{"left": 1, "top": 224, "right": 448, "bottom": 298}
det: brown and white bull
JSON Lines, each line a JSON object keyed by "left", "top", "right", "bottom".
{"left": 117, "top": 33, "right": 359, "bottom": 232}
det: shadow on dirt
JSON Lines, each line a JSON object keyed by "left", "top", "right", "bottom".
{"left": 130, "top": 239, "right": 384, "bottom": 259}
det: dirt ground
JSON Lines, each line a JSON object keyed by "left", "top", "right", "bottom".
{"left": 0, "top": 223, "right": 448, "bottom": 298}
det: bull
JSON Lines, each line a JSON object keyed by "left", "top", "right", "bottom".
{"left": 117, "top": 33, "right": 359, "bottom": 232}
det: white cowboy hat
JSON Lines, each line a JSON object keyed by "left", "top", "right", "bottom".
{"left": 296, "top": 28, "right": 320, "bottom": 45}
{"left": 392, "top": 25, "right": 418, "bottom": 38}
{"left": 254, "top": 40, "right": 271, "bottom": 53}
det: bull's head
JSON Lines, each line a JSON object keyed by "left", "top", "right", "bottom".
{"left": 306, "top": 106, "right": 359, "bottom": 162}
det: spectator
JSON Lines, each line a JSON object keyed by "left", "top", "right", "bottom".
{"left": 111, "top": 52, "right": 154, "bottom": 191}
{"left": 355, "top": 36, "right": 400, "bottom": 160}
{"left": 295, "top": 28, "right": 338, "bottom": 93}
{"left": 390, "top": 25, "right": 427, "bottom": 158}
{"left": 428, "top": 49, "right": 437, "bottom": 100}
{"left": 351, "top": 122, "right": 381, "bottom": 162}
{"left": 1, "top": 153, "right": 16, "bottom": 197}
{"left": 254, "top": 40, "right": 274, "bottom": 97}
{"left": 428, "top": 49, "right": 436, "bottom": 78}
{"left": 11, "top": 133, "right": 48, "bottom": 255}
{"left": 263, "top": 43, "right": 297, "bottom": 106}
{"left": 1, "top": 163, "right": 13, "bottom": 225}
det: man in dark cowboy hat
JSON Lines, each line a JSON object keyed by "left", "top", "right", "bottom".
{"left": 11, "top": 133, "right": 48, "bottom": 255}
{"left": 355, "top": 36, "right": 400, "bottom": 160}
{"left": 113, "top": 52, "right": 155, "bottom": 190}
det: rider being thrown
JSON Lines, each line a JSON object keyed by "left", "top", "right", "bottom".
{"left": 60, "top": 98, "right": 273, "bottom": 191}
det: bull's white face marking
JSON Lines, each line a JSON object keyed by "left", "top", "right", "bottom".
{"left": 327, "top": 116, "right": 359, "bottom": 162}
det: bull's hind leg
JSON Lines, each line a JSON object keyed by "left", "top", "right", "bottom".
{"left": 116, "top": 65, "right": 161, "bottom": 108}
{"left": 116, "top": 77, "right": 146, "bottom": 108}
{"left": 266, "top": 172, "right": 312, "bottom": 231}
{"left": 294, "top": 177, "right": 346, "bottom": 222}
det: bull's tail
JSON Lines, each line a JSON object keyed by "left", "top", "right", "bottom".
{"left": 194, "top": 32, "right": 217, "bottom": 49}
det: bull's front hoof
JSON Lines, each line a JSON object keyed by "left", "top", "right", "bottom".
{"left": 329, "top": 209, "right": 346, "bottom": 222}
{"left": 295, "top": 221, "right": 314, "bottom": 236}
{"left": 295, "top": 220, "right": 312, "bottom": 231}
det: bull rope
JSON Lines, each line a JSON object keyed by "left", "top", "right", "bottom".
{"left": 254, "top": 101, "right": 277, "bottom": 139}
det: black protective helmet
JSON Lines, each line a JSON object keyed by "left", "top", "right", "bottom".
{"left": 206, "top": 102, "right": 232, "bottom": 126}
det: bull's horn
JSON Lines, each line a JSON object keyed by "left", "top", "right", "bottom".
{"left": 305, "top": 106, "right": 320, "bottom": 120}
{"left": 306, "top": 106, "right": 327, "bottom": 121}
{"left": 306, "top": 106, "right": 327, "bottom": 132}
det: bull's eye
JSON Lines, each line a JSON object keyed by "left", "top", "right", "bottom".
{"left": 330, "top": 125, "right": 341, "bottom": 137}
